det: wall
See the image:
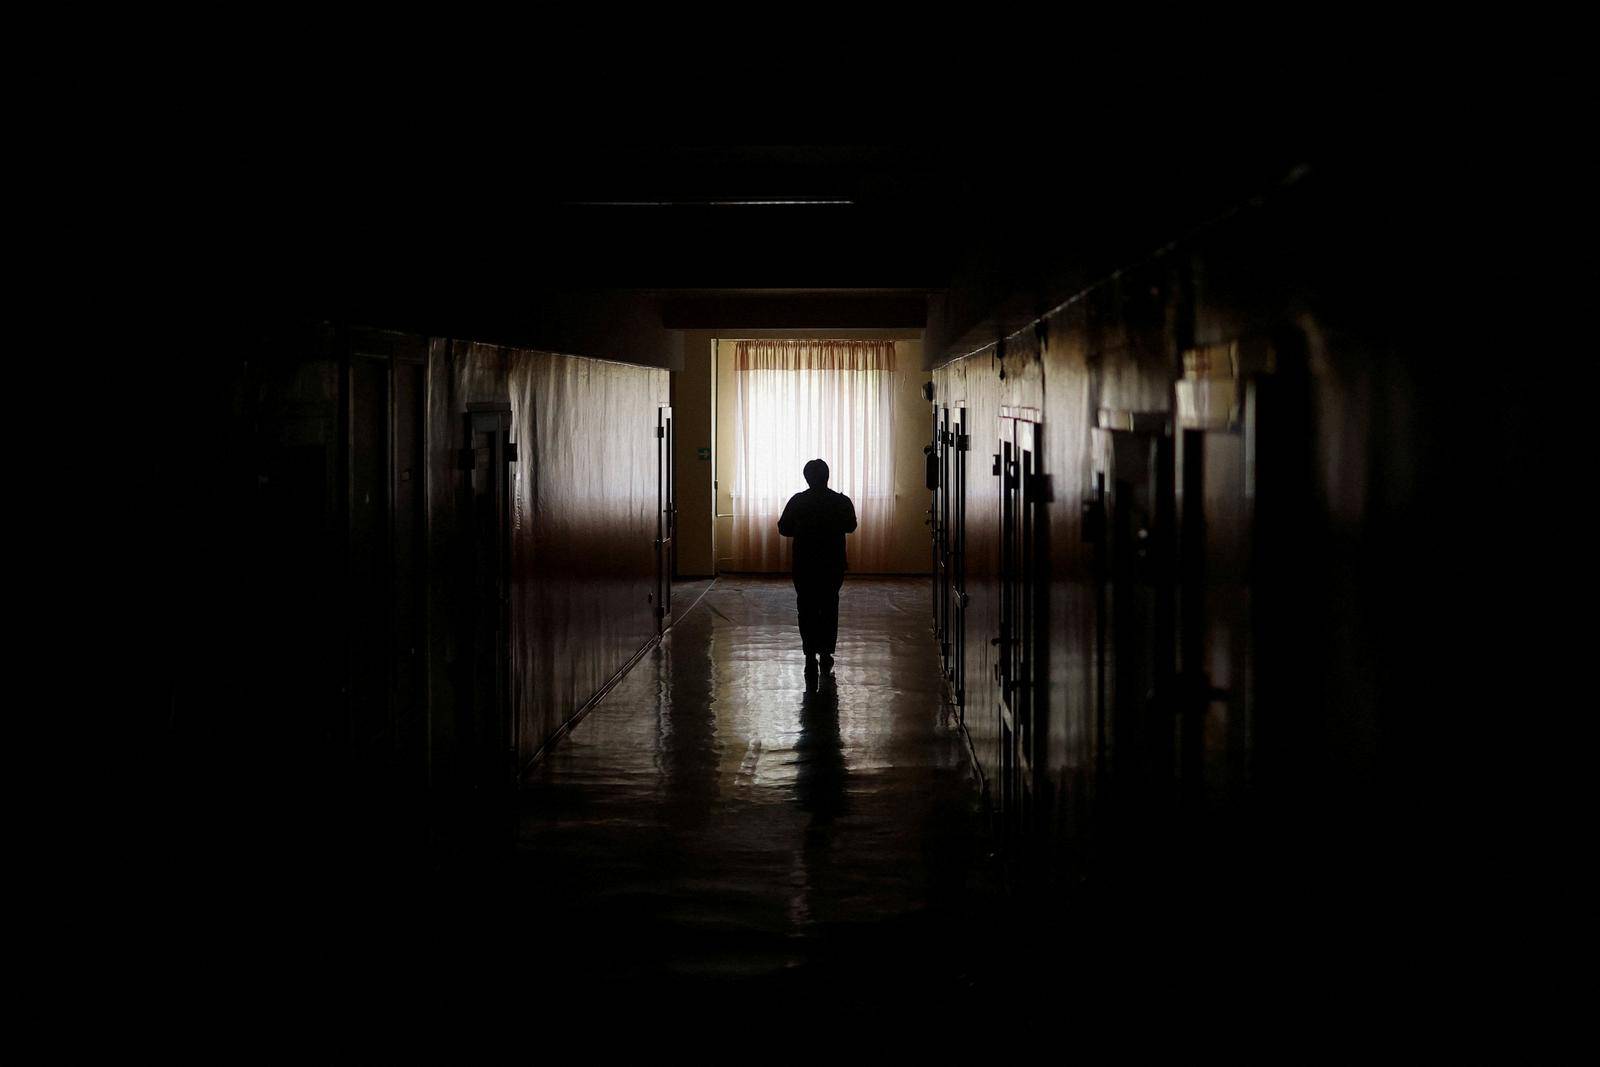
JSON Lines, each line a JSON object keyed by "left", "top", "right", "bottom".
{"left": 713, "top": 332, "right": 930, "bottom": 575}
{"left": 929, "top": 162, "right": 1446, "bottom": 900}
{"left": 170, "top": 323, "right": 671, "bottom": 858}
{"left": 426, "top": 341, "right": 669, "bottom": 782}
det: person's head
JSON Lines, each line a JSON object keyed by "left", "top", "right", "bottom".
{"left": 803, "top": 458, "right": 829, "bottom": 489}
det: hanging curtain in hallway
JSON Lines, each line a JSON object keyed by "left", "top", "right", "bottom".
{"left": 733, "top": 340, "right": 897, "bottom": 572}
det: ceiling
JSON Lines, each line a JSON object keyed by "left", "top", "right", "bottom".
{"left": 231, "top": 137, "right": 1321, "bottom": 352}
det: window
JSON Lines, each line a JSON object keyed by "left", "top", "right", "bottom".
{"left": 731, "top": 340, "right": 896, "bottom": 572}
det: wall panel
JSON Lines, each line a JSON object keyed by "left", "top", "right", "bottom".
{"left": 426, "top": 340, "right": 669, "bottom": 783}
{"left": 508, "top": 349, "right": 667, "bottom": 766}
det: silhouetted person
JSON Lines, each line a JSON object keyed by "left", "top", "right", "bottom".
{"left": 777, "top": 459, "right": 857, "bottom": 683}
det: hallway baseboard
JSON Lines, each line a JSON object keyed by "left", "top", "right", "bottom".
{"left": 666, "top": 577, "right": 718, "bottom": 631}
{"left": 520, "top": 634, "right": 660, "bottom": 780}
{"left": 520, "top": 578, "right": 720, "bottom": 779}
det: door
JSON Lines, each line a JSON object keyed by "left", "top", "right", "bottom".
{"left": 933, "top": 404, "right": 951, "bottom": 674}
{"left": 462, "top": 402, "right": 515, "bottom": 790}
{"left": 950, "top": 405, "right": 969, "bottom": 714}
{"left": 1174, "top": 343, "right": 1254, "bottom": 826}
{"left": 657, "top": 404, "right": 675, "bottom": 632}
{"left": 931, "top": 404, "right": 970, "bottom": 714}
{"left": 247, "top": 331, "right": 341, "bottom": 774}
{"left": 926, "top": 400, "right": 941, "bottom": 631}
{"left": 347, "top": 329, "right": 429, "bottom": 790}
{"left": 389, "top": 349, "right": 427, "bottom": 786}
{"left": 995, "top": 410, "right": 1046, "bottom": 838}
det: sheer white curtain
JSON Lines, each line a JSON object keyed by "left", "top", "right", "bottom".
{"left": 732, "top": 340, "right": 896, "bottom": 572}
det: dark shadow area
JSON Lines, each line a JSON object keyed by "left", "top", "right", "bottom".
{"left": 794, "top": 679, "right": 847, "bottom": 827}
{"left": 132, "top": 132, "right": 1545, "bottom": 1046}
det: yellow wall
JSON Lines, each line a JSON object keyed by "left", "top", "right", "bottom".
{"left": 713, "top": 333, "right": 930, "bottom": 574}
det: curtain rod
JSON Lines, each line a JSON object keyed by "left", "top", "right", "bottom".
{"left": 722, "top": 338, "right": 900, "bottom": 343}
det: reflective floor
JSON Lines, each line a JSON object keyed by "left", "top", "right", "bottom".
{"left": 514, "top": 576, "right": 995, "bottom": 1003}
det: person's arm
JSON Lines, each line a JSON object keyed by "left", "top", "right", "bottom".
{"left": 839, "top": 494, "right": 857, "bottom": 534}
{"left": 777, "top": 493, "right": 798, "bottom": 537}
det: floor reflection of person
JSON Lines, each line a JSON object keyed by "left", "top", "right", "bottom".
{"left": 777, "top": 458, "right": 857, "bottom": 683}
{"left": 795, "top": 684, "right": 847, "bottom": 825}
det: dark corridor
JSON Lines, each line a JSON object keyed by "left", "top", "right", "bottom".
{"left": 145, "top": 137, "right": 1542, "bottom": 1042}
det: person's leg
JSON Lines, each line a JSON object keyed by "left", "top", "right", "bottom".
{"left": 821, "top": 572, "right": 843, "bottom": 661}
{"left": 794, "top": 579, "right": 816, "bottom": 660}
